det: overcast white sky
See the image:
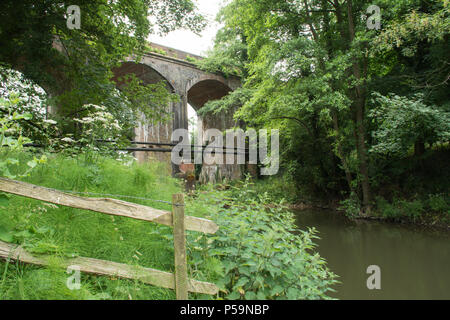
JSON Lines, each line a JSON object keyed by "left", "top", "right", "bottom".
{"left": 149, "top": 0, "right": 224, "bottom": 56}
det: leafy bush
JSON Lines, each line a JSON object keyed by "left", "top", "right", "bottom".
{"left": 0, "top": 94, "right": 47, "bottom": 179}
{"left": 377, "top": 197, "right": 423, "bottom": 221}
{"left": 233, "top": 175, "right": 298, "bottom": 204}
{"left": 185, "top": 55, "right": 198, "bottom": 63}
{"left": 187, "top": 187, "right": 338, "bottom": 300}
{"left": 376, "top": 197, "right": 402, "bottom": 220}
{"left": 428, "top": 194, "right": 449, "bottom": 213}
{"left": 399, "top": 199, "right": 424, "bottom": 221}
{"left": 339, "top": 192, "right": 361, "bottom": 218}
{"left": 369, "top": 93, "right": 450, "bottom": 157}
{"left": 376, "top": 195, "right": 449, "bottom": 223}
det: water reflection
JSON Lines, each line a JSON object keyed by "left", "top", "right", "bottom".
{"left": 294, "top": 209, "right": 450, "bottom": 300}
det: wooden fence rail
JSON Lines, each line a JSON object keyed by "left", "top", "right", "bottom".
{"left": 0, "top": 177, "right": 219, "bottom": 299}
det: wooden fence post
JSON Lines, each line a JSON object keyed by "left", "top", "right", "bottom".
{"left": 172, "top": 193, "right": 188, "bottom": 300}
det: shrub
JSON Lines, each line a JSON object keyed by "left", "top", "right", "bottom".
{"left": 187, "top": 189, "right": 338, "bottom": 300}
{"left": 399, "top": 199, "right": 424, "bottom": 221}
{"left": 376, "top": 197, "right": 402, "bottom": 220}
{"left": 428, "top": 194, "right": 449, "bottom": 213}
{"left": 340, "top": 192, "right": 361, "bottom": 218}
{"left": 0, "top": 95, "right": 47, "bottom": 179}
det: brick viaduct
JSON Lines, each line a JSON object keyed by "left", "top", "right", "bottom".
{"left": 111, "top": 44, "right": 244, "bottom": 182}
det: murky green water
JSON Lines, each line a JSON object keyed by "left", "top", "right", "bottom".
{"left": 294, "top": 209, "right": 450, "bottom": 300}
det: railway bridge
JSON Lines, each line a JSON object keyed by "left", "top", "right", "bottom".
{"left": 112, "top": 44, "right": 244, "bottom": 182}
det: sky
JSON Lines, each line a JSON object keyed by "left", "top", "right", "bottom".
{"left": 149, "top": 0, "right": 224, "bottom": 56}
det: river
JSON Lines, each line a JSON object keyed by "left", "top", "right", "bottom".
{"left": 294, "top": 209, "right": 450, "bottom": 300}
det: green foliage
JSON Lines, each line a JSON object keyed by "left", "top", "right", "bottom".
{"left": 187, "top": 182, "right": 338, "bottom": 300}
{"left": 376, "top": 197, "right": 403, "bottom": 220}
{"left": 376, "top": 194, "right": 449, "bottom": 223}
{"left": 195, "top": 15, "right": 249, "bottom": 77}
{"left": 0, "top": 66, "right": 52, "bottom": 143}
{"left": 340, "top": 193, "right": 362, "bottom": 219}
{"left": 185, "top": 55, "right": 198, "bottom": 63}
{"left": 400, "top": 199, "right": 425, "bottom": 221}
{"left": 231, "top": 176, "right": 298, "bottom": 204}
{"left": 54, "top": 104, "right": 126, "bottom": 163}
{"left": 0, "top": 260, "right": 98, "bottom": 300}
{"left": 198, "top": 87, "right": 254, "bottom": 116}
{"left": 0, "top": 94, "right": 47, "bottom": 179}
{"left": 146, "top": 46, "right": 168, "bottom": 56}
{"left": 201, "top": 0, "right": 449, "bottom": 214}
{"left": 428, "top": 194, "right": 449, "bottom": 213}
{"left": 369, "top": 93, "right": 450, "bottom": 156}
{"left": 0, "top": 152, "right": 338, "bottom": 300}
{"left": 373, "top": 2, "right": 449, "bottom": 56}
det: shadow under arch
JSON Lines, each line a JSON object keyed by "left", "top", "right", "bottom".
{"left": 187, "top": 79, "right": 232, "bottom": 111}
{"left": 112, "top": 61, "right": 175, "bottom": 92}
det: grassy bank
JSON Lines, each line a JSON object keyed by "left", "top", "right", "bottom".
{"left": 0, "top": 153, "right": 186, "bottom": 299}
{"left": 0, "top": 153, "right": 337, "bottom": 300}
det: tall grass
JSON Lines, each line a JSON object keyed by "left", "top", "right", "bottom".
{"left": 0, "top": 152, "right": 202, "bottom": 300}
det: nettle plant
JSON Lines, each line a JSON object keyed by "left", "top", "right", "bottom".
{"left": 0, "top": 95, "right": 47, "bottom": 179}
{"left": 187, "top": 186, "right": 338, "bottom": 300}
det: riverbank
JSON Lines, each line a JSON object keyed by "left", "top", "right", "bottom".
{"left": 287, "top": 202, "right": 450, "bottom": 231}
{"left": 243, "top": 176, "right": 449, "bottom": 231}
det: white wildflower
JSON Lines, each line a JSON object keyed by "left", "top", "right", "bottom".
{"left": 81, "top": 117, "right": 94, "bottom": 123}
{"left": 90, "top": 104, "right": 106, "bottom": 111}
{"left": 42, "top": 203, "right": 59, "bottom": 209}
{"left": 112, "top": 121, "right": 121, "bottom": 130}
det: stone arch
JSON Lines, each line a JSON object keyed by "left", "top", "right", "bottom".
{"left": 112, "top": 61, "right": 175, "bottom": 92}
{"left": 187, "top": 78, "right": 240, "bottom": 134}
{"left": 112, "top": 61, "right": 176, "bottom": 166}
{"left": 186, "top": 79, "right": 243, "bottom": 184}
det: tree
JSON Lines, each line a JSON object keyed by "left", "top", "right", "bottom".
{"left": 199, "top": 0, "right": 449, "bottom": 214}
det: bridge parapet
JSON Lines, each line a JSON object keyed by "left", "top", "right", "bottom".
{"left": 146, "top": 43, "right": 204, "bottom": 62}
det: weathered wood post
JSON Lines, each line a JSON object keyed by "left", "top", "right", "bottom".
{"left": 179, "top": 162, "right": 196, "bottom": 193}
{"left": 172, "top": 193, "right": 188, "bottom": 300}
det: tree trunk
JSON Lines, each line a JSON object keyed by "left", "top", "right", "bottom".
{"left": 332, "top": 111, "right": 354, "bottom": 192}
{"left": 346, "top": 1, "right": 372, "bottom": 213}
{"left": 414, "top": 140, "right": 425, "bottom": 156}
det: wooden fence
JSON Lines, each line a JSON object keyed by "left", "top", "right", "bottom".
{"left": 0, "top": 178, "right": 219, "bottom": 299}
